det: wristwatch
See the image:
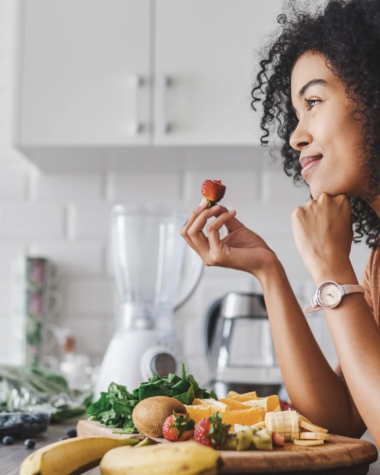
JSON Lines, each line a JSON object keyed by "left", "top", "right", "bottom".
{"left": 304, "top": 281, "right": 364, "bottom": 313}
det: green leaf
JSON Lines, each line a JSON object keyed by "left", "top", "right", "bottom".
{"left": 99, "top": 409, "right": 115, "bottom": 424}
{"left": 210, "top": 390, "right": 218, "bottom": 400}
{"left": 86, "top": 392, "right": 111, "bottom": 415}
{"left": 108, "top": 382, "right": 133, "bottom": 401}
{"left": 167, "top": 373, "right": 181, "bottom": 385}
{"left": 123, "top": 418, "right": 135, "bottom": 429}
{"left": 173, "top": 384, "right": 195, "bottom": 405}
{"left": 139, "top": 381, "right": 172, "bottom": 400}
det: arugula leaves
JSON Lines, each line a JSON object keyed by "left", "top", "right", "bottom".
{"left": 87, "top": 363, "right": 217, "bottom": 433}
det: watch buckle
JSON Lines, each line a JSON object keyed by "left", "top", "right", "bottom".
{"left": 311, "top": 296, "right": 319, "bottom": 308}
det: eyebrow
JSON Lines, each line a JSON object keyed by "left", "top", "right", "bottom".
{"left": 298, "top": 78, "right": 328, "bottom": 97}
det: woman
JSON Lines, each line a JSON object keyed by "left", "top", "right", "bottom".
{"left": 181, "top": 0, "right": 380, "bottom": 446}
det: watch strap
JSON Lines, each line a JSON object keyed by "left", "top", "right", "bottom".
{"left": 303, "top": 304, "right": 322, "bottom": 313}
{"left": 342, "top": 284, "right": 365, "bottom": 295}
{"left": 303, "top": 283, "right": 365, "bottom": 314}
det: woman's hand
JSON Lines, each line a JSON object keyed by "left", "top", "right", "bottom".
{"left": 291, "top": 193, "right": 354, "bottom": 284}
{"left": 181, "top": 199, "right": 278, "bottom": 279}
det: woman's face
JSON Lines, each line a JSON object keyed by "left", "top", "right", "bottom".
{"left": 290, "top": 51, "right": 367, "bottom": 200}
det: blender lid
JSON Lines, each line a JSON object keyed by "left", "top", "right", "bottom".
{"left": 221, "top": 292, "right": 268, "bottom": 319}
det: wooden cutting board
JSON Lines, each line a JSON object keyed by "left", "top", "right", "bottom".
{"left": 77, "top": 419, "right": 378, "bottom": 474}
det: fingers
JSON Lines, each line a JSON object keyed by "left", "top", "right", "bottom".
{"left": 187, "top": 205, "right": 225, "bottom": 256}
{"left": 207, "top": 210, "right": 237, "bottom": 252}
{"left": 215, "top": 206, "right": 244, "bottom": 232}
{"left": 180, "top": 199, "right": 209, "bottom": 253}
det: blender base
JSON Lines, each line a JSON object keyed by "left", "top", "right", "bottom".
{"left": 95, "top": 330, "right": 184, "bottom": 398}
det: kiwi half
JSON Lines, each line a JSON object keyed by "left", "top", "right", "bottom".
{"left": 132, "top": 396, "right": 187, "bottom": 437}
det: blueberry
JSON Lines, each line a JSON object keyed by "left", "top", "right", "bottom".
{"left": 59, "top": 437, "right": 68, "bottom": 441}
{"left": 35, "top": 414, "right": 47, "bottom": 422}
{"left": 2, "top": 436, "right": 14, "bottom": 445}
{"left": 66, "top": 428, "right": 77, "bottom": 438}
{"left": 24, "top": 439, "right": 36, "bottom": 449}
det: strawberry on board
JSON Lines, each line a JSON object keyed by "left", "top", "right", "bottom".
{"left": 201, "top": 180, "right": 226, "bottom": 208}
{"left": 162, "top": 411, "right": 195, "bottom": 442}
{"left": 272, "top": 431, "right": 285, "bottom": 447}
{"left": 194, "top": 411, "right": 231, "bottom": 449}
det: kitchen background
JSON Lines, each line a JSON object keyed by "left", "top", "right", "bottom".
{"left": 0, "top": 0, "right": 371, "bottom": 386}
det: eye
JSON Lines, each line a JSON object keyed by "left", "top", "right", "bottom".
{"left": 304, "top": 98, "right": 321, "bottom": 111}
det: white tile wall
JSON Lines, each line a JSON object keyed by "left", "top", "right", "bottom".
{"left": 0, "top": 0, "right": 372, "bottom": 385}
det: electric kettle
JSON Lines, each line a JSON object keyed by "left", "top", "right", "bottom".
{"left": 205, "top": 292, "right": 283, "bottom": 398}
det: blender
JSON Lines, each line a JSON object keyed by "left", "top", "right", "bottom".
{"left": 95, "top": 204, "right": 203, "bottom": 396}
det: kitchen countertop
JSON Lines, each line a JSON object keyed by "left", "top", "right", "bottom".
{"left": 1, "top": 421, "right": 379, "bottom": 475}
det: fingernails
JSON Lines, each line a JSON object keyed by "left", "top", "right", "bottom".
{"left": 198, "top": 198, "right": 208, "bottom": 208}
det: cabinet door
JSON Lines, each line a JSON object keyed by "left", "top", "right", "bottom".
{"left": 154, "top": 0, "right": 282, "bottom": 146}
{"left": 18, "top": 0, "right": 150, "bottom": 146}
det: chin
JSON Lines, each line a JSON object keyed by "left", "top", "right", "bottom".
{"left": 310, "top": 183, "right": 352, "bottom": 200}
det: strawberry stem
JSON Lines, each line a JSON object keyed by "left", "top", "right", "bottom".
{"left": 169, "top": 411, "right": 195, "bottom": 440}
{"left": 205, "top": 412, "right": 231, "bottom": 449}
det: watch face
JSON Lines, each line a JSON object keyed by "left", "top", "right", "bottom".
{"left": 318, "top": 282, "right": 342, "bottom": 308}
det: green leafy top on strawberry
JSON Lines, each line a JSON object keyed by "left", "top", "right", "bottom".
{"left": 169, "top": 411, "right": 195, "bottom": 439}
{"left": 195, "top": 411, "right": 231, "bottom": 449}
{"left": 206, "top": 412, "right": 231, "bottom": 448}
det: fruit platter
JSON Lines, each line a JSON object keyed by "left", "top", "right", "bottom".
{"left": 19, "top": 364, "right": 378, "bottom": 475}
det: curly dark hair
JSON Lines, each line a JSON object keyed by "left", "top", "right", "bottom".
{"left": 251, "top": 0, "right": 380, "bottom": 247}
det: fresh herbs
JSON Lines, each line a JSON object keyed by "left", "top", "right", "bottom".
{"left": 87, "top": 363, "right": 217, "bottom": 433}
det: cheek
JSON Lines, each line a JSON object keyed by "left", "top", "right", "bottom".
{"left": 310, "top": 110, "right": 365, "bottom": 195}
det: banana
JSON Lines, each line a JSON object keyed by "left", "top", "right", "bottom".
{"left": 300, "top": 432, "right": 330, "bottom": 441}
{"left": 135, "top": 438, "right": 157, "bottom": 447}
{"left": 100, "top": 441, "right": 221, "bottom": 475}
{"left": 293, "top": 439, "right": 324, "bottom": 447}
{"left": 298, "top": 415, "right": 328, "bottom": 434}
{"left": 265, "top": 411, "right": 297, "bottom": 441}
{"left": 291, "top": 410, "right": 299, "bottom": 441}
{"left": 20, "top": 436, "right": 139, "bottom": 475}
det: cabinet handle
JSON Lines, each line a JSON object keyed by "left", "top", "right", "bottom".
{"left": 129, "top": 75, "right": 143, "bottom": 135}
{"left": 162, "top": 75, "right": 171, "bottom": 134}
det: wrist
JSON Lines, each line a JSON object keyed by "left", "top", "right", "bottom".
{"left": 310, "top": 260, "right": 358, "bottom": 287}
{"left": 253, "top": 257, "right": 286, "bottom": 288}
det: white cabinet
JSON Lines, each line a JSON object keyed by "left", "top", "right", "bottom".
{"left": 154, "top": 0, "right": 281, "bottom": 146}
{"left": 14, "top": 0, "right": 282, "bottom": 170}
{"left": 17, "top": 0, "right": 150, "bottom": 146}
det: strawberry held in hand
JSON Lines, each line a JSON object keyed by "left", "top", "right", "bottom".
{"left": 194, "top": 412, "right": 231, "bottom": 449}
{"left": 162, "top": 411, "right": 195, "bottom": 442}
{"left": 201, "top": 180, "right": 226, "bottom": 208}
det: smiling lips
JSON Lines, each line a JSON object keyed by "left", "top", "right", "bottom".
{"left": 300, "top": 154, "right": 323, "bottom": 177}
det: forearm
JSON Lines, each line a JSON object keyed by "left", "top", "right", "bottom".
{"left": 256, "top": 260, "right": 363, "bottom": 436}
{"left": 313, "top": 262, "right": 380, "bottom": 444}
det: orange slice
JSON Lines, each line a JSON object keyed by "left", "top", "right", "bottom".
{"left": 228, "top": 391, "right": 257, "bottom": 401}
{"left": 221, "top": 407, "right": 265, "bottom": 426}
{"left": 185, "top": 405, "right": 216, "bottom": 424}
{"left": 229, "top": 395, "right": 257, "bottom": 403}
{"left": 192, "top": 398, "right": 204, "bottom": 406}
{"left": 219, "top": 398, "right": 249, "bottom": 411}
{"left": 192, "top": 398, "right": 229, "bottom": 410}
{"left": 244, "top": 395, "right": 280, "bottom": 413}
{"left": 264, "top": 395, "right": 280, "bottom": 412}
{"left": 186, "top": 405, "right": 265, "bottom": 426}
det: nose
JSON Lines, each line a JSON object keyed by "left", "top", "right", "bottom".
{"left": 289, "top": 119, "right": 313, "bottom": 151}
